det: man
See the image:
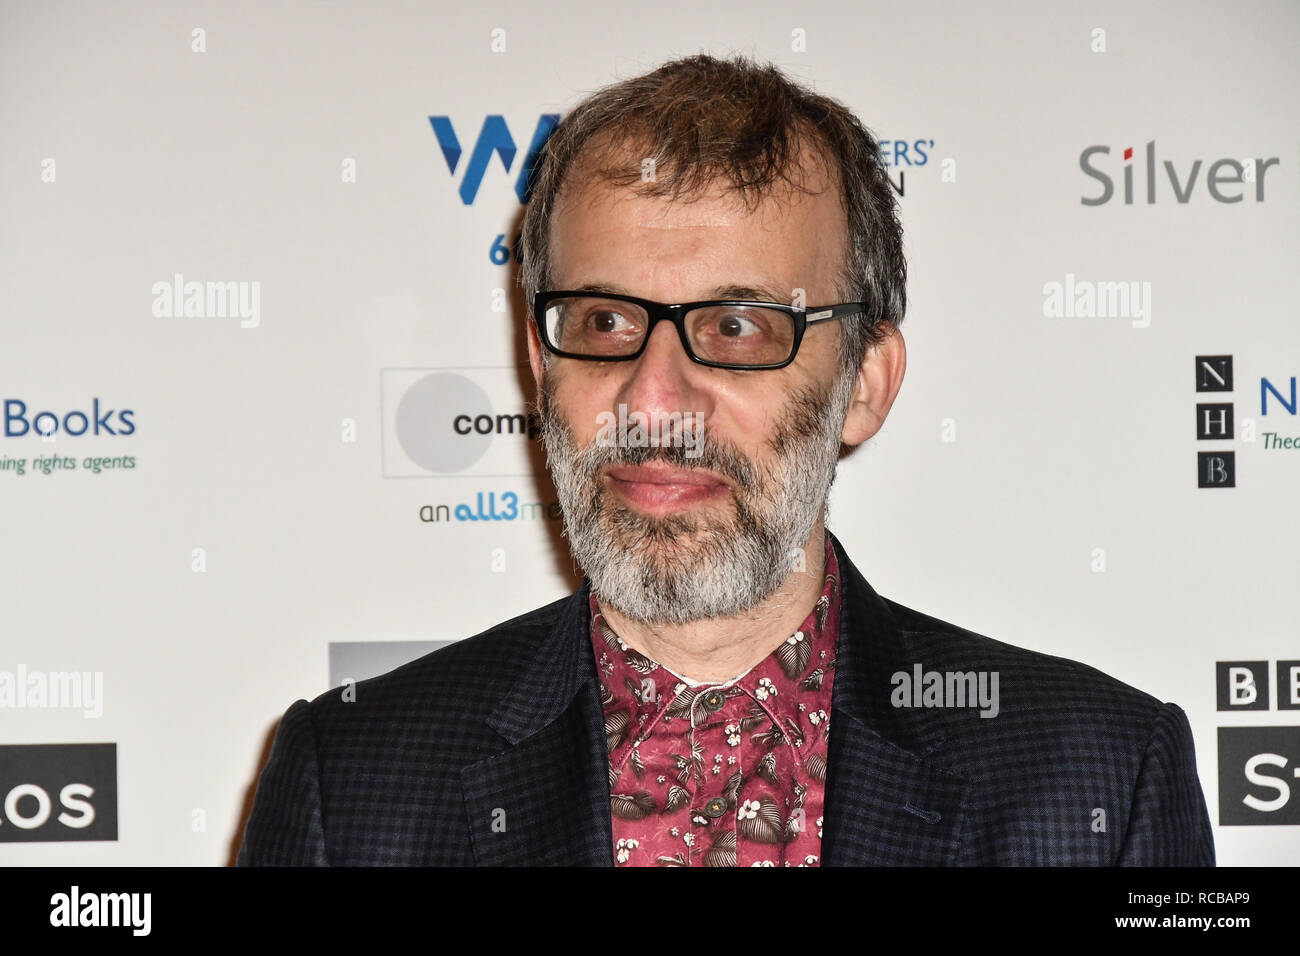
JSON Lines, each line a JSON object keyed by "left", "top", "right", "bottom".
{"left": 237, "top": 54, "right": 1214, "bottom": 866}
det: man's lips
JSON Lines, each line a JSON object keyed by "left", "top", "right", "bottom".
{"left": 604, "top": 464, "right": 730, "bottom": 512}
{"left": 606, "top": 464, "right": 725, "bottom": 486}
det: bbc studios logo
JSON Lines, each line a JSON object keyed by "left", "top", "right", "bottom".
{"left": 0, "top": 743, "right": 117, "bottom": 842}
{"left": 1215, "top": 661, "right": 1300, "bottom": 826}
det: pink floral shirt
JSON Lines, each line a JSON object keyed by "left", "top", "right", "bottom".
{"left": 591, "top": 535, "right": 841, "bottom": 867}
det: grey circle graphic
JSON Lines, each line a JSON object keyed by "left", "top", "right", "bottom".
{"left": 395, "top": 372, "right": 493, "bottom": 473}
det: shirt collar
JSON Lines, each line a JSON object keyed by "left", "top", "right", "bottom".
{"left": 591, "top": 532, "right": 842, "bottom": 724}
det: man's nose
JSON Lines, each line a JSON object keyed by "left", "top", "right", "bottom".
{"left": 617, "top": 317, "right": 707, "bottom": 417}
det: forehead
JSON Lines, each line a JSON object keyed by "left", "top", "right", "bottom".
{"left": 547, "top": 145, "right": 847, "bottom": 295}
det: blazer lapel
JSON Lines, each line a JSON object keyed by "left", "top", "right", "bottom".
{"left": 461, "top": 583, "right": 615, "bottom": 866}
{"left": 821, "top": 533, "right": 971, "bottom": 866}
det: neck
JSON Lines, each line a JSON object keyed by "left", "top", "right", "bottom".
{"left": 595, "top": 519, "right": 829, "bottom": 684}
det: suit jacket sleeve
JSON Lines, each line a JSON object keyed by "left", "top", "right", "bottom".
{"left": 236, "top": 699, "right": 329, "bottom": 866}
{"left": 1116, "top": 702, "right": 1215, "bottom": 866}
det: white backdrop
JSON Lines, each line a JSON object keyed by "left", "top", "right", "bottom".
{"left": 1, "top": 0, "right": 1296, "bottom": 865}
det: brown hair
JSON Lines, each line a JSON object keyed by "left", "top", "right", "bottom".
{"left": 519, "top": 52, "right": 906, "bottom": 377}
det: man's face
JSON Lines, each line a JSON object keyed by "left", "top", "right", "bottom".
{"left": 530, "top": 151, "right": 858, "bottom": 626}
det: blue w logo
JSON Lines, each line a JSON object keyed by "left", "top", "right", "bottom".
{"left": 430, "top": 114, "right": 560, "bottom": 205}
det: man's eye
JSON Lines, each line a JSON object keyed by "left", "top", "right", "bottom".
{"left": 589, "top": 310, "right": 632, "bottom": 332}
{"left": 715, "top": 313, "right": 762, "bottom": 337}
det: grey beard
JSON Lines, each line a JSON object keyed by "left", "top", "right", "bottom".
{"left": 539, "top": 367, "right": 855, "bottom": 626}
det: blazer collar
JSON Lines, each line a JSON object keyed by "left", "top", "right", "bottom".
{"left": 819, "top": 531, "right": 971, "bottom": 865}
{"left": 485, "top": 579, "right": 595, "bottom": 746}
{"left": 462, "top": 581, "right": 615, "bottom": 865}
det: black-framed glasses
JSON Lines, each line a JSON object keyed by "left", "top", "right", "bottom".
{"left": 533, "top": 291, "right": 868, "bottom": 370}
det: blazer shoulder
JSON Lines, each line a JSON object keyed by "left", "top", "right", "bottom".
{"left": 866, "top": 597, "right": 1213, "bottom": 865}
{"left": 880, "top": 596, "right": 1166, "bottom": 719}
{"left": 867, "top": 596, "right": 1184, "bottom": 780}
{"left": 239, "top": 592, "right": 583, "bottom": 865}
{"left": 301, "top": 591, "right": 574, "bottom": 729}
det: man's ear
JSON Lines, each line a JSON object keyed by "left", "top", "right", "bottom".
{"left": 840, "top": 324, "right": 906, "bottom": 447}
{"left": 526, "top": 313, "right": 546, "bottom": 394}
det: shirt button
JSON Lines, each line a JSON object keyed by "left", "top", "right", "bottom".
{"left": 701, "top": 689, "right": 726, "bottom": 712}
{"left": 703, "top": 797, "right": 728, "bottom": 819}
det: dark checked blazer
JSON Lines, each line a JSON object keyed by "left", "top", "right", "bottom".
{"left": 237, "top": 532, "right": 1215, "bottom": 866}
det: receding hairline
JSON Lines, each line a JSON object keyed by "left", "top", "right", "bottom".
{"left": 555, "top": 120, "right": 844, "bottom": 210}
{"left": 545, "top": 125, "right": 853, "bottom": 295}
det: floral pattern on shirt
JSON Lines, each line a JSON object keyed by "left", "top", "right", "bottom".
{"left": 593, "top": 534, "right": 841, "bottom": 867}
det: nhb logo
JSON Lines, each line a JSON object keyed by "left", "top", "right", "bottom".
{"left": 430, "top": 114, "right": 559, "bottom": 204}
{"left": 1195, "top": 355, "right": 1236, "bottom": 488}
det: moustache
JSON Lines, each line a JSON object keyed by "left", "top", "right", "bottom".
{"left": 544, "top": 406, "right": 763, "bottom": 497}
{"left": 600, "top": 434, "right": 759, "bottom": 492}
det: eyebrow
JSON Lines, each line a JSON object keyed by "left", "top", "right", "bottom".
{"left": 568, "top": 281, "right": 792, "bottom": 304}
